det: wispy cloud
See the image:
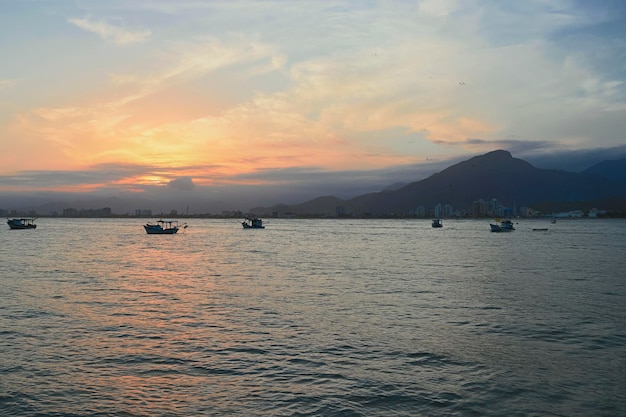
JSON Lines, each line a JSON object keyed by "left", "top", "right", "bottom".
{"left": 2, "top": 0, "right": 625, "bottom": 206}
{"left": 107, "top": 34, "right": 283, "bottom": 94}
{"left": 0, "top": 79, "right": 16, "bottom": 89}
{"left": 68, "top": 16, "right": 151, "bottom": 45}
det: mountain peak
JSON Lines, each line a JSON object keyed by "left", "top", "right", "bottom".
{"left": 443, "top": 149, "right": 533, "bottom": 175}
{"left": 484, "top": 149, "right": 512, "bottom": 159}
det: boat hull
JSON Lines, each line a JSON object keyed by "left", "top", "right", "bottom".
{"left": 8, "top": 224, "right": 37, "bottom": 229}
{"left": 144, "top": 225, "right": 178, "bottom": 234}
{"left": 490, "top": 224, "right": 515, "bottom": 232}
{"left": 145, "top": 229, "right": 178, "bottom": 234}
{"left": 242, "top": 224, "right": 264, "bottom": 229}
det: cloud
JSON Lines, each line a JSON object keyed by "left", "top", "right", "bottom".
{"left": 4, "top": 1, "right": 626, "bottom": 189}
{"left": 433, "top": 138, "right": 556, "bottom": 154}
{"left": 2, "top": 145, "right": 625, "bottom": 214}
{"left": 0, "top": 79, "right": 16, "bottom": 89}
{"left": 68, "top": 17, "right": 151, "bottom": 45}
{"left": 418, "top": 0, "right": 462, "bottom": 17}
{"left": 0, "top": 156, "right": 440, "bottom": 200}
{"left": 0, "top": 163, "right": 149, "bottom": 191}
{"left": 522, "top": 144, "right": 626, "bottom": 172}
{"left": 167, "top": 176, "right": 195, "bottom": 191}
{"left": 108, "top": 34, "right": 282, "bottom": 91}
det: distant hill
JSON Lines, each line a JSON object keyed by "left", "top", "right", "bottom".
{"left": 256, "top": 195, "right": 346, "bottom": 216}
{"left": 250, "top": 150, "right": 626, "bottom": 216}
{"left": 383, "top": 182, "right": 408, "bottom": 191}
{"left": 582, "top": 158, "right": 626, "bottom": 181}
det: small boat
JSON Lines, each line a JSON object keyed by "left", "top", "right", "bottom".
{"left": 242, "top": 217, "right": 265, "bottom": 229}
{"left": 431, "top": 219, "right": 443, "bottom": 228}
{"left": 7, "top": 218, "right": 37, "bottom": 229}
{"left": 551, "top": 218, "right": 557, "bottom": 224}
{"left": 532, "top": 228, "right": 549, "bottom": 231}
{"left": 490, "top": 219, "right": 515, "bottom": 232}
{"left": 144, "top": 219, "right": 186, "bottom": 234}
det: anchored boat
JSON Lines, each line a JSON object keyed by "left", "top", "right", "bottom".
{"left": 144, "top": 219, "right": 186, "bottom": 234}
{"left": 242, "top": 217, "right": 265, "bottom": 229}
{"left": 7, "top": 218, "right": 37, "bottom": 229}
{"left": 490, "top": 219, "right": 515, "bottom": 232}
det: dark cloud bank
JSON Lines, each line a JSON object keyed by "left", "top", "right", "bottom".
{"left": 1, "top": 146, "right": 625, "bottom": 215}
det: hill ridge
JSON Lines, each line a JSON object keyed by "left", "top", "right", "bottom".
{"left": 250, "top": 150, "right": 626, "bottom": 216}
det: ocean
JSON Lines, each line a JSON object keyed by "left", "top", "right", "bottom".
{"left": 1, "top": 218, "right": 625, "bottom": 416}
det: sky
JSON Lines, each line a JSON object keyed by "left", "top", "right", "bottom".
{"left": 1, "top": 0, "right": 626, "bottom": 213}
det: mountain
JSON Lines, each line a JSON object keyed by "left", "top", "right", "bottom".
{"left": 250, "top": 150, "right": 626, "bottom": 216}
{"left": 383, "top": 182, "right": 408, "bottom": 191}
{"left": 582, "top": 158, "right": 626, "bottom": 181}
{"left": 254, "top": 195, "right": 346, "bottom": 216}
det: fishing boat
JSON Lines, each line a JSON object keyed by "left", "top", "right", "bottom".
{"left": 490, "top": 219, "right": 515, "bottom": 232}
{"left": 7, "top": 217, "right": 37, "bottom": 229}
{"left": 242, "top": 217, "right": 265, "bottom": 229}
{"left": 144, "top": 219, "right": 186, "bottom": 234}
{"left": 431, "top": 219, "right": 443, "bottom": 228}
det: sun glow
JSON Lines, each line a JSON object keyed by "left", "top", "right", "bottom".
{"left": 1, "top": 1, "right": 624, "bottom": 206}
{"left": 131, "top": 175, "right": 168, "bottom": 186}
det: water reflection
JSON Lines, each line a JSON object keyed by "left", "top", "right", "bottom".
{"left": 1, "top": 218, "right": 625, "bottom": 416}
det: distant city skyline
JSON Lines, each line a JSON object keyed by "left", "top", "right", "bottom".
{"left": 2, "top": 1, "right": 626, "bottom": 211}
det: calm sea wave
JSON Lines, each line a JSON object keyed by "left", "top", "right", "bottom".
{"left": 1, "top": 218, "right": 625, "bottom": 416}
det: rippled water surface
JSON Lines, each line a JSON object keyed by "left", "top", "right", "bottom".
{"left": 1, "top": 218, "right": 625, "bottom": 416}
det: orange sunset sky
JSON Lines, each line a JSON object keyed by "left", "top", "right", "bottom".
{"left": 1, "top": 1, "right": 625, "bottom": 212}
